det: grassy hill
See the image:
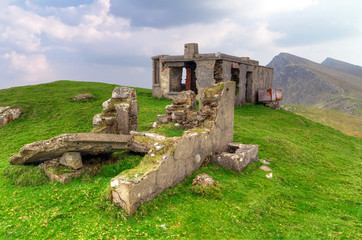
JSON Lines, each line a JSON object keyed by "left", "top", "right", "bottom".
{"left": 285, "top": 105, "right": 362, "bottom": 138}
{"left": 322, "top": 57, "right": 362, "bottom": 78}
{"left": 0, "top": 81, "right": 361, "bottom": 239}
{"left": 267, "top": 53, "right": 362, "bottom": 116}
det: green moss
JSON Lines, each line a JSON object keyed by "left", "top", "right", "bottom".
{"left": 116, "top": 137, "right": 177, "bottom": 183}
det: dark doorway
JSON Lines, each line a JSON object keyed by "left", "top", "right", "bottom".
{"left": 231, "top": 67, "right": 240, "bottom": 95}
{"left": 246, "top": 71, "right": 253, "bottom": 103}
{"left": 185, "top": 61, "right": 197, "bottom": 94}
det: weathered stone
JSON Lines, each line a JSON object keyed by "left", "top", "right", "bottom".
{"left": 259, "top": 165, "right": 272, "bottom": 172}
{"left": 172, "top": 91, "right": 196, "bottom": 106}
{"left": 40, "top": 159, "right": 85, "bottom": 184}
{"left": 59, "top": 152, "right": 83, "bottom": 170}
{"left": 212, "top": 143, "right": 258, "bottom": 173}
{"left": 260, "top": 159, "right": 270, "bottom": 165}
{"left": 112, "top": 87, "right": 136, "bottom": 99}
{"left": 157, "top": 114, "right": 170, "bottom": 124}
{"left": 129, "top": 141, "right": 151, "bottom": 153}
{"left": 115, "top": 104, "right": 129, "bottom": 134}
{"left": 111, "top": 82, "right": 235, "bottom": 215}
{"left": 9, "top": 133, "right": 133, "bottom": 164}
{"left": 102, "top": 99, "right": 112, "bottom": 111}
{"left": 192, "top": 173, "right": 216, "bottom": 187}
{"left": 266, "top": 173, "right": 273, "bottom": 179}
{"left": 0, "top": 107, "right": 22, "bottom": 128}
{"left": 74, "top": 93, "right": 94, "bottom": 101}
{"left": 92, "top": 114, "right": 103, "bottom": 126}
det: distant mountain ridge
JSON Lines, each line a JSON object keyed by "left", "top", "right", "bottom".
{"left": 322, "top": 57, "right": 362, "bottom": 77}
{"left": 267, "top": 53, "right": 362, "bottom": 116}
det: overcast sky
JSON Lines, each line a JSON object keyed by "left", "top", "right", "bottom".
{"left": 0, "top": 0, "right": 361, "bottom": 90}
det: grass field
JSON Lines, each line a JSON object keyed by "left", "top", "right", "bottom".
{"left": 0, "top": 81, "right": 361, "bottom": 239}
{"left": 286, "top": 105, "right": 362, "bottom": 138}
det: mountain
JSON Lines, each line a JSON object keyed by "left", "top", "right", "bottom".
{"left": 267, "top": 53, "right": 362, "bottom": 116}
{"left": 322, "top": 57, "right": 362, "bottom": 77}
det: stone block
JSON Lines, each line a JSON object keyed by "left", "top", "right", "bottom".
{"left": 59, "top": 152, "right": 83, "bottom": 170}
{"left": 157, "top": 114, "right": 170, "bottom": 124}
{"left": 112, "top": 87, "right": 136, "bottom": 99}
{"left": 212, "top": 144, "right": 258, "bottom": 172}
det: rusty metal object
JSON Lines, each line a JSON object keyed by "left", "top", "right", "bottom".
{"left": 258, "top": 89, "right": 282, "bottom": 102}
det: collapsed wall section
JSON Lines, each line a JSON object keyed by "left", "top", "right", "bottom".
{"left": 111, "top": 82, "right": 235, "bottom": 215}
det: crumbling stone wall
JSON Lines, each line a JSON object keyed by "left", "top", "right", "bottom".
{"left": 111, "top": 82, "right": 235, "bottom": 215}
{"left": 157, "top": 84, "right": 225, "bottom": 129}
{"left": 92, "top": 87, "right": 138, "bottom": 134}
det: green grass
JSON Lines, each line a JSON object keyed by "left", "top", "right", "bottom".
{"left": 287, "top": 105, "right": 362, "bottom": 138}
{"left": 0, "top": 80, "right": 361, "bottom": 239}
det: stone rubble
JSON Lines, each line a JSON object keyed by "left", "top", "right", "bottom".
{"left": 59, "top": 152, "right": 83, "bottom": 170}
{"left": 259, "top": 165, "right": 272, "bottom": 172}
{"left": 192, "top": 173, "right": 216, "bottom": 187}
{"left": 92, "top": 87, "right": 138, "bottom": 134}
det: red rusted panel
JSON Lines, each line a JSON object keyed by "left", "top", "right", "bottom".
{"left": 275, "top": 89, "right": 282, "bottom": 101}
{"left": 185, "top": 68, "right": 192, "bottom": 90}
{"left": 258, "top": 89, "right": 282, "bottom": 102}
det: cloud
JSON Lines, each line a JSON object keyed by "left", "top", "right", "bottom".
{"left": 0, "top": 0, "right": 361, "bottom": 90}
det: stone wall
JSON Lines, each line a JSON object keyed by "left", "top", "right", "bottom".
{"left": 111, "top": 81, "right": 235, "bottom": 215}
{"left": 92, "top": 87, "right": 138, "bottom": 134}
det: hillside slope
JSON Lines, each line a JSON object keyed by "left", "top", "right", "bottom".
{"left": 267, "top": 53, "right": 362, "bottom": 116}
{"left": 322, "top": 57, "right": 362, "bottom": 77}
{"left": 0, "top": 81, "right": 361, "bottom": 239}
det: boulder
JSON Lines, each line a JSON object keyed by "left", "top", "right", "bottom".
{"left": 59, "top": 152, "right": 83, "bottom": 169}
{"left": 0, "top": 107, "right": 22, "bottom": 128}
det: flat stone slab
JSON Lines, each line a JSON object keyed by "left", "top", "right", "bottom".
{"left": 9, "top": 133, "right": 133, "bottom": 164}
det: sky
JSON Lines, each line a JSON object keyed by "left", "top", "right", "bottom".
{"left": 0, "top": 0, "right": 361, "bottom": 90}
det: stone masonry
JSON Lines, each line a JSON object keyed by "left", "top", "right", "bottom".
{"left": 111, "top": 82, "right": 236, "bottom": 215}
{"left": 92, "top": 87, "right": 138, "bottom": 134}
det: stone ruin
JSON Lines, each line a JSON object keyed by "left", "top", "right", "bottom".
{"left": 9, "top": 82, "right": 260, "bottom": 215}
{"left": 92, "top": 87, "right": 138, "bottom": 134}
{"left": 152, "top": 43, "right": 282, "bottom": 107}
{"left": 0, "top": 106, "right": 22, "bottom": 128}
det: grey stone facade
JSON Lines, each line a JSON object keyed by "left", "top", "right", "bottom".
{"left": 152, "top": 43, "right": 274, "bottom": 106}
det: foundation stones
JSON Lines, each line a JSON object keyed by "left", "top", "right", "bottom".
{"left": 212, "top": 143, "right": 259, "bottom": 173}
{"left": 0, "top": 106, "right": 22, "bottom": 128}
{"left": 74, "top": 93, "right": 94, "bottom": 101}
{"left": 92, "top": 87, "right": 138, "bottom": 134}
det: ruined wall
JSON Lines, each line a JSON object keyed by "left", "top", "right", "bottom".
{"left": 152, "top": 58, "right": 162, "bottom": 97}
{"left": 111, "top": 82, "right": 235, "bottom": 215}
{"left": 195, "top": 60, "right": 215, "bottom": 94}
{"left": 235, "top": 64, "right": 248, "bottom": 106}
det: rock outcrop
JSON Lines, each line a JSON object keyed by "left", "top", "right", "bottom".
{"left": 92, "top": 87, "right": 138, "bottom": 134}
{"left": 0, "top": 106, "right": 22, "bottom": 127}
{"left": 9, "top": 133, "right": 132, "bottom": 164}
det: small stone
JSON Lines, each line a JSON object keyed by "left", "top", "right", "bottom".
{"left": 74, "top": 93, "right": 94, "bottom": 101}
{"left": 260, "top": 165, "right": 272, "bottom": 172}
{"left": 160, "top": 224, "right": 167, "bottom": 231}
{"left": 60, "top": 152, "right": 83, "bottom": 170}
{"left": 92, "top": 114, "right": 103, "bottom": 127}
{"left": 102, "top": 99, "right": 112, "bottom": 111}
{"left": 266, "top": 173, "right": 273, "bottom": 179}
{"left": 152, "top": 122, "right": 158, "bottom": 128}
{"left": 192, "top": 173, "right": 216, "bottom": 187}
{"left": 260, "top": 159, "right": 270, "bottom": 165}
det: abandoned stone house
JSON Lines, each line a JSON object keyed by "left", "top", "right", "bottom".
{"left": 152, "top": 43, "right": 274, "bottom": 106}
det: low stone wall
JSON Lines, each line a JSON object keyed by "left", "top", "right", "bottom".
{"left": 92, "top": 87, "right": 138, "bottom": 134}
{"left": 111, "top": 82, "right": 235, "bottom": 215}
